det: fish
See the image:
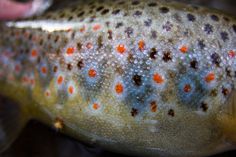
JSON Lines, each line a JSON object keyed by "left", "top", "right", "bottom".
{"left": 0, "top": 0, "right": 236, "bottom": 156}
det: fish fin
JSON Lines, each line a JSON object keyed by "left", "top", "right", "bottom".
{"left": 217, "top": 90, "right": 236, "bottom": 144}
{"left": 0, "top": 95, "right": 29, "bottom": 153}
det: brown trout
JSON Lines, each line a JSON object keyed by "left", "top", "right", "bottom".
{"left": 0, "top": 0, "right": 236, "bottom": 156}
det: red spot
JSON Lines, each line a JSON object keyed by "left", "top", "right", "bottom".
{"left": 30, "top": 79, "right": 35, "bottom": 86}
{"left": 205, "top": 72, "right": 215, "bottom": 83}
{"left": 116, "top": 44, "right": 126, "bottom": 54}
{"left": 92, "top": 103, "right": 100, "bottom": 110}
{"left": 86, "top": 42, "right": 93, "bottom": 49}
{"left": 93, "top": 24, "right": 101, "bottom": 31}
{"left": 41, "top": 66, "right": 47, "bottom": 74}
{"left": 88, "top": 69, "right": 97, "bottom": 78}
{"left": 228, "top": 50, "right": 235, "bottom": 58}
{"left": 153, "top": 73, "right": 164, "bottom": 84}
{"left": 57, "top": 75, "right": 64, "bottom": 85}
{"left": 15, "top": 64, "right": 21, "bottom": 72}
{"left": 138, "top": 40, "right": 145, "bottom": 51}
{"left": 66, "top": 47, "right": 75, "bottom": 55}
{"left": 68, "top": 86, "right": 74, "bottom": 95}
{"left": 183, "top": 84, "right": 191, "bottom": 93}
{"left": 179, "top": 45, "right": 188, "bottom": 53}
{"left": 31, "top": 49, "right": 38, "bottom": 58}
{"left": 150, "top": 101, "right": 157, "bottom": 112}
{"left": 115, "top": 83, "right": 124, "bottom": 94}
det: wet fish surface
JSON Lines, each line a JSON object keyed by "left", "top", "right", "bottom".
{"left": 0, "top": 0, "right": 236, "bottom": 157}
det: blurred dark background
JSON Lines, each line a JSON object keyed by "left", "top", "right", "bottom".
{"left": 2, "top": 0, "right": 236, "bottom": 157}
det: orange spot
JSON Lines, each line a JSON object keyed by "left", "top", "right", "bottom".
{"left": 115, "top": 83, "right": 124, "bottom": 94}
{"left": 68, "top": 86, "right": 74, "bottom": 94}
{"left": 41, "top": 66, "right": 47, "bottom": 74}
{"left": 179, "top": 45, "right": 188, "bottom": 53}
{"left": 228, "top": 50, "right": 235, "bottom": 58}
{"left": 150, "top": 101, "right": 157, "bottom": 112}
{"left": 86, "top": 42, "right": 93, "bottom": 49}
{"left": 153, "top": 73, "right": 164, "bottom": 84}
{"left": 45, "top": 91, "right": 50, "bottom": 97}
{"left": 80, "top": 26, "right": 85, "bottom": 33}
{"left": 88, "top": 69, "right": 97, "bottom": 78}
{"left": 57, "top": 75, "right": 64, "bottom": 85}
{"left": 92, "top": 103, "right": 100, "bottom": 110}
{"left": 116, "top": 44, "right": 126, "bottom": 54}
{"left": 138, "top": 40, "right": 145, "bottom": 51}
{"left": 66, "top": 47, "right": 75, "bottom": 55}
{"left": 93, "top": 24, "right": 101, "bottom": 31}
{"left": 205, "top": 72, "right": 215, "bottom": 83}
{"left": 183, "top": 84, "right": 191, "bottom": 93}
{"left": 31, "top": 49, "right": 38, "bottom": 57}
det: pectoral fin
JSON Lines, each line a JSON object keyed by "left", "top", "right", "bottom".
{"left": 0, "top": 95, "right": 29, "bottom": 153}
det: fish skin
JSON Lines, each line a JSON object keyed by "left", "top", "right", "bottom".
{"left": 0, "top": 0, "right": 236, "bottom": 156}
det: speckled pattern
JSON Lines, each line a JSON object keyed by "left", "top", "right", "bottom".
{"left": 0, "top": 0, "right": 236, "bottom": 157}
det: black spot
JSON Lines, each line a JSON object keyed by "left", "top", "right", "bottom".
{"left": 125, "top": 27, "right": 134, "bottom": 38}
{"left": 144, "top": 19, "right": 152, "bottom": 27}
{"left": 151, "top": 30, "right": 157, "bottom": 39}
{"left": 101, "top": 9, "right": 109, "bottom": 15}
{"left": 131, "top": 108, "right": 138, "bottom": 117}
{"left": 163, "top": 21, "right": 173, "bottom": 31}
{"left": 222, "top": 87, "right": 230, "bottom": 96}
{"left": 223, "top": 17, "right": 230, "bottom": 22}
{"left": 162, "top": 51, "right": 172, "bottom": 62}
{"left": 148, "top": 2, "right": 158, "bottom": 7}
{"left": 210, "top": 89, "right": 218, "bottom": 97}
{"left": 132, "top": 1, "right": 140, "bottom": 5}
{"left": 198, "top": 40, "right": 205, "bottom": 50}
{"left": 200, "top": 102, "right": 208, "bottom": 112}
{"left": 68, "top": 16, "right": 73, "bottom": 21}
{"left": 67, "top": 63, "right": 73, "bottom": 71}
{"left": 96, "top": 6, "right": 104, "bottom": 11}
{"left": 159, "top": 7, "right": 169, "bottom": 14}
{"left": 204, "top": 24, "right": 213, "bottom": 34}
{"left": 220, "top": 32, "right": 229, "bottom": 42}
{"left": 133, "top": 74, "right": 142, "bottom": 86}
{"left": 211, "top": 53, "right": 221, "bottom": 67}
{"left": 77, "top": 60, "right": 84, "bottom": 69}
{"left": 187, "top": 13, "right": 196, "bottom": 22}
{"left": 116, "top": 22, "right": 123, "bottom": 28}
{"left": 233, "top": 24, "right": 236, "bottom": 34}
{"left": 168, "top": 109, "right": 175, "bottom": 117}
{"left": 190, "top": 60, "right": 198, "bottom": 69}
{"left": 133, "top": 10, "right": 142, "bottom": 16}
{"left": 150, "top": 48, "right": 157, "bottom": 59}
{"left": 112, "top": 9, "right": 120, "bottom": 15}
{"left": 226, "top": 67, "right": 232, "bottom": 77}
{"left": 211, "top": 14, "right": 219, "bottom": 21}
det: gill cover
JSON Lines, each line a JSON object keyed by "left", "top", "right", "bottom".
{"left": 0, "top": 95, "right": 29, "bottom": 152}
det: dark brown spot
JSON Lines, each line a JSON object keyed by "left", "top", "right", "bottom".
{"left": 77, "top": 42, "right": 82, "bottom": 51}
{"left": 211, "top": 14, "right": 219, "bottom": 21}
{"left": 77, "top": 60, "right": 84, "bottom": 69}
{"left": 210, "top": 89, "right": 218, "bottom": 97}
{"left": 112, "top": 9, "right": 120, "bottom": 15}
{"left": 222, "top": 87, "right": 230, "bottom": 96}
{"left": 233, "top": 24, "right": 236, "bottom": 34}
{"left": 133, "top": 10, "right": 142, "bottom": 16}
{"left": 67, "top": 63, "right": 73, "bottom": 71}
{"left": 132, "top": 1, "right": 140, "bottom": 5}
{"left": 131, "top": 108, "right": 138, "bottom": 117}
{"left": 101, "top": 9, "right": 109, "bottom": 15}
{"left": 77, "top": 11, "right": 85, "bottom": 17}
{"left": 97, "top": 36, "right": 103, "bottom": 49}
{"left": 133, "top": 74, "right": 142, "bottom": 86}
{"left": 53, "top": 66, "right": 58, "bottom": 73}
{"left": 168, "top": 109, "right": 175, "bottom": 117}
{"left": 162, "top": 51, "right": 172, "bottom": 62}
{"left": 226, "top": 67, "right": 232, "bottom": 77}
{"left": 159, "top": 7, "right": 169, "bottom": 13}
{"left": 190, "top": 60, "right": 198, "bottom": 69}
{"left": 150, "top": 48, "right": 157, "bottom": 59}
{"left": 108, "top": 30, "right": 113, "bottom": 40}
{"left": 148, "top": 2, "right": 157, "bottom": 7}
{"left": 200, "top": 102, "right": 208, "bottom": 112}
{"left": 116, "top": 22, "right": 123, "bottom": 28}
{"left": 96, "top": 6, "right": 104, "bottom": 11}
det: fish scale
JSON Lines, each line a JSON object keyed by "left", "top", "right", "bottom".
{"left": 0, "top": 0, "right": 236, "bottom": 157}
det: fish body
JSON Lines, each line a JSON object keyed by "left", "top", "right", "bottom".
{"left": 0, "top": 0, "right": 236, "bottom": 157}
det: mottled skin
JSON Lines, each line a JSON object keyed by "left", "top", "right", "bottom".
{"left": 0, "top": 0, "right": 236, "bottom": 157}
